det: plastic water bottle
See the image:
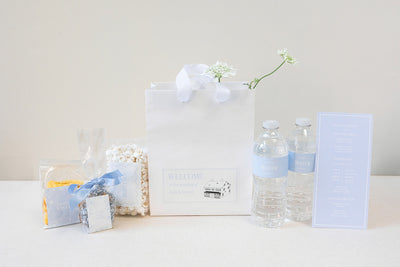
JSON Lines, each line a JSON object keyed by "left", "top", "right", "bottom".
{"left": 251, "top": 120, "right": 288, "bottom": 228}
{"left": 286, "top": 118, "right": 316, "bottom": 221}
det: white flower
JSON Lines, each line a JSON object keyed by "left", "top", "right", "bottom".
{"left": 206, "top": 61, "right": 237, "bottom": 82}
{"left": 277, "top": 48, "right": 297, "bottom": 65}
{"left": 277, "top": 48, "right": 288, "bottom": 58}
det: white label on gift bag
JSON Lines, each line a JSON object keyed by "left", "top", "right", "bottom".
{"left": 86, "top": 195, "right": 112, "bottom": 233}
{"left": 108, "top": 162, "right": 141, "bottom": 207}
{"left": 45, "top": 186, "right": 80, "bottom": 228}
{"left": 162, "top": 168, "right": 237, "bottom": 202}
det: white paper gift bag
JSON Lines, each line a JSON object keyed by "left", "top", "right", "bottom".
{"left": 145, "top": 80, "right": 254, "bottom": 215}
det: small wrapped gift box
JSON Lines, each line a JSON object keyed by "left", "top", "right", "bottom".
{"left": 68, "top": 170, "right": 122, "bottom": 233}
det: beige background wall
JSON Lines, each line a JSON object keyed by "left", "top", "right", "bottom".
{"left": 1, "top": 0, "right": 399, "bottom": 179}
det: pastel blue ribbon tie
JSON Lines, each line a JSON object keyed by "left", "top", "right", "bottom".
{"left": 68, "top": 170, "right": 122, "bottom": 210}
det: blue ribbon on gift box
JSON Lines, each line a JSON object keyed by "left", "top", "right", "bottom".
{"left": 68, "top": 170, "right": 122, "bottom": 210}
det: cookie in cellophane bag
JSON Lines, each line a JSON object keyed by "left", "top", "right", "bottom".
{"left": 40, "top": 160, "right": 85, "bottom": 229}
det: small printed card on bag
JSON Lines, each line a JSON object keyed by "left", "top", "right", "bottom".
{"left": 86, "top": 195, "right": 112, "bottom": 233}
{"left": 45, "top": 186, "right": 80, "bottom": 228}
{"left": 108, "top": 161, "right": 142, "bottom": 208}
{"left": 312, "top": 112, "right": 373, "bottom": 229}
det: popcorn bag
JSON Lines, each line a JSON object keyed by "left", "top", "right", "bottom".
{"left": 146, "top": 65, "right": 255, "bottom": 215}
{"left": 40, "top": 160, "right": 85, "bottom": 228}
{"left": 106, "top": 139, "right": 149, "bottom": 216}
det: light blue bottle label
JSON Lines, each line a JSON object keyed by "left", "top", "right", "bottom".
{"left": 253, "top": 155, "right": 288, "bottom": 178}
{"left": 288, "top": 151, "right": 315, "bottom": 173}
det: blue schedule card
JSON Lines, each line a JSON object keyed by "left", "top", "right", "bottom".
{"left": 312, "top": 112, "right": 373, "bottom": 229}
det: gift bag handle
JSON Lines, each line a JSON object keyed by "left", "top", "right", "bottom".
{"left": 176, "top": 64, "right": 231, "bottom": 103}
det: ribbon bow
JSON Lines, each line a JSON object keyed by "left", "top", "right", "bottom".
{"left": 176, "top": 64, "right": 231, "bottom": 103}
{"left": 68, "top": 170, "right": 122, "bottom": 210}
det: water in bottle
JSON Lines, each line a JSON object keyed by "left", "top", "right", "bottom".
{"left": 252, "top": 120, "right": 288, "bottom": 228}
{"left": 286, "top": 118, "right": 316, "bottom": 221}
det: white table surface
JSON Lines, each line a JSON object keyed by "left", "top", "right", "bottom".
{"left": 1, "top": 176, "right": 399, "bottom": 267}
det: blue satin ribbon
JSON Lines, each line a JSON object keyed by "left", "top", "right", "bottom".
{"left": 68, "top": 170, "right": 122, "bottom": 210}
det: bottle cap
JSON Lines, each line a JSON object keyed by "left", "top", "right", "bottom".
{"left": 262, "top": 120, "right": 279, "bottom": 129}
{"left": 295, "top": 118, "right": 312, "bottom": 127}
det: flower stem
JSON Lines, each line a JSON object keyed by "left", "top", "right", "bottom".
{"left": 251, "top": 60, "right": 286, "bottom": 89}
